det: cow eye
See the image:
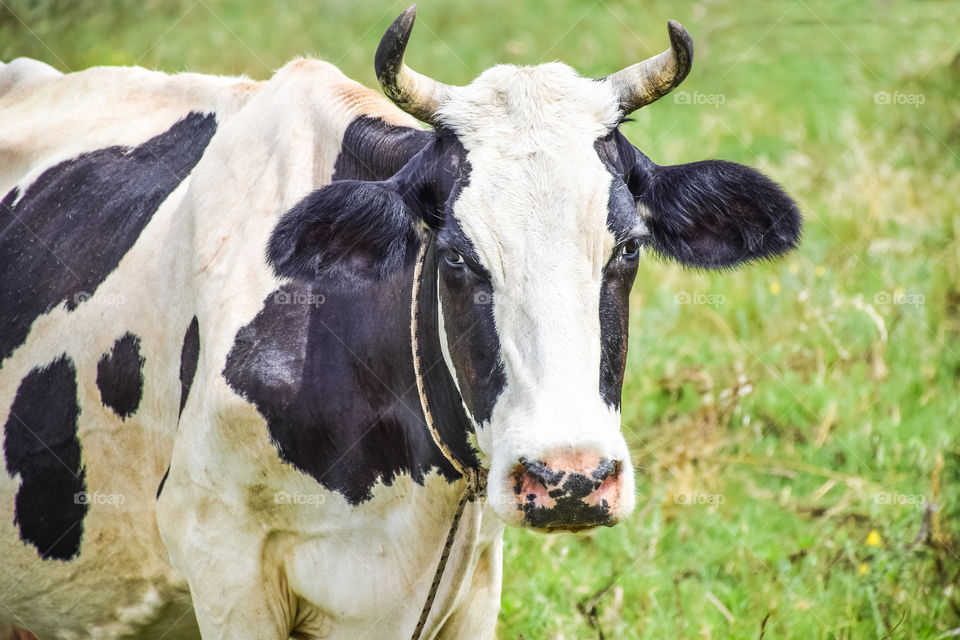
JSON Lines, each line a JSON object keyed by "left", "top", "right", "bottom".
{"left": 620, "top": 238, "right": 641, "bottom": 260}
{"left": 443, "top": 249, "right": 466, "bottom": 268}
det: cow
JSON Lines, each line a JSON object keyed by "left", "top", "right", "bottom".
{"left": 0, "top": 6, "right": 800, "bottom": 639}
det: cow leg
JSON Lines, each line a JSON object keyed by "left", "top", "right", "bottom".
{"left": 157, "top": 484, "right": 296, "bottom": 639}
{"left": 435, "top": 537, "right": 503, "bottom": 640}
{"left": 163, "top": 526, "right": 299, "bottom": 640}
{"left": 174, "top": 551, "right": 296, "bottom": 640}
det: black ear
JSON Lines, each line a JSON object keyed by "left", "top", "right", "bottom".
{"left": 639, "top": 160, "right": 801, "bottom": 269}
{"left": 267, "top": 180, "right": 420, "bottom": 284}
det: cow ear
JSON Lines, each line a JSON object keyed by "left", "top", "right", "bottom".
{"left": 267, "top": 180, "right": 421, "bottom": 284}
{"left": 638, "top": 160, "right": 801, "bottom": 269}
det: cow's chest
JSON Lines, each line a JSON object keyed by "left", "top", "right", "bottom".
{"left": 278, "top": 486, "right": 503, "bottom": 639}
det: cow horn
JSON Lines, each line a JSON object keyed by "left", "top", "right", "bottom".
{"left": 375, "top": 5, "right": 452, "bottom": 126}
{"left": 605, "top": 20, "right": 694, "bottom": 114}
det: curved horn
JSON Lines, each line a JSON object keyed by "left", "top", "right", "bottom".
{"left": 374, "top": 5, "right": 453, "bottom": 126}
{"left": 605, "top": 20, "right": 694, "bottom": 114}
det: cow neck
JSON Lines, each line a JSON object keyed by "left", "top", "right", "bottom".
{"left": 410, "top": 237, "right": 486, "bottom": 487}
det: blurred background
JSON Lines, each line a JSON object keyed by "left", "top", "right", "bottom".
{"left": 2, "top": 0, "right": 958, "bottom": 638}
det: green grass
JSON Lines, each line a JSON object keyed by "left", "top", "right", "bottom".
{"left": 4, "top": 0, "right": 960, "bottom": 637}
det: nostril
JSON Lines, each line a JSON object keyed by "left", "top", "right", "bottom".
{"left": 512, "top": 460, "right": 563, "bottom": 515}
{"left": 591, "top": 459, "right": 620, "bottom": 482}
{"left": 516, "top": 457, "right": 566, "bottom": 488}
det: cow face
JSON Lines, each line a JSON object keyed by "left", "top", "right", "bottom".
{"left": 431, "top": 67, "right": 641, "bottom": 530}
{"left": 268, "top": 8, "right": 800, "bottom": 531}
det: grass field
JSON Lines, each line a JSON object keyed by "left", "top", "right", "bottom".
{"left": 3, "top": 0, "right": 959, "bottom": 638}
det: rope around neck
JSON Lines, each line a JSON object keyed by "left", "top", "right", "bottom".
{"left": 410, "top": 469, "right": 481, "bottom": 640}
{"left": 409, "top": 241, "right": 486, "bottom": 640}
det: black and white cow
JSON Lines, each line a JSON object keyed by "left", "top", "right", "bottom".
{"left": 0, "top": 7, "right": 800, "bottom": 639}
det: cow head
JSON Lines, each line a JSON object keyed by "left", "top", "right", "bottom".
{"left": 268, "top": 7, "right": 800, "bottom": 531}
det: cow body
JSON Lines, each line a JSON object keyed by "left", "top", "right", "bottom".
{"left": 1, "top": 57, "right": 502, "bottom": 639}
{"left": 1, "top": 8, "right": 801, "bottom": 639}
{"left": 0, "top": 58, "right": 256, "bottom": 638}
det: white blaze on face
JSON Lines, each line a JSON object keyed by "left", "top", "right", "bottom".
{"left": 436, "top": 63, "right": 635, "bottom": 523}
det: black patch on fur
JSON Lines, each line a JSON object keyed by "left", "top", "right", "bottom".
{"left": 430, "top": 146, "right": 505, "bottom": 426}
{"left": 281, "top": 116, "right": 503, "bottom": 433}
{"left": 96, "top": 333, "right": 145, "bottom": 419}
{"left": 597, "top": 246, "right": 638, "bottom": 408}
{"left": 3, "top": 355, "right": 88, "bottom": 560}
{"left": 247, "top": 120, "right": 503, "bottom": 502}
{"left": 598, "top": 175, "right": 639, "bottom": 409}
{"left": 178, "top": 317, "right": 200, "bottom": 417}
{"left": 222, "top": 267, "right": 461, "bottom": 505}
{"left": 593, "top": 136, "right": 644, "bottom": 408}
{"left": 0, "top": 112, "right": 217, "bottom": 364}
{"left": 435, "top": 249, "right": 505, "bottom": 424}
{"left": 416, "top": 241, "right": 485, "bottom": 467}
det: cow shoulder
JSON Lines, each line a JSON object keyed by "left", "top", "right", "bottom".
{"left": 274, "top": 58, "right": 418, "bottom": 129}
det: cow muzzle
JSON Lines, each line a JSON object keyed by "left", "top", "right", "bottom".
{"left": 511, "top": 454, "right": 627, "bottom": 531}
